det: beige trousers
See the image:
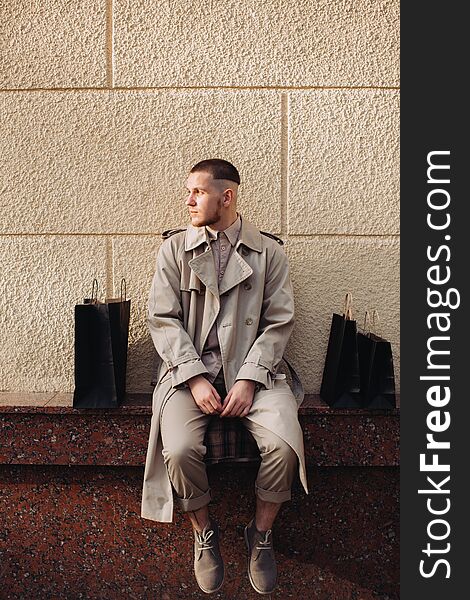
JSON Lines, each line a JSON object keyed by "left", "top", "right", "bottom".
{"left": 160, "top": 372, "right": 298, "bottom": 512}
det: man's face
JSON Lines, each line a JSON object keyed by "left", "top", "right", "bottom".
{"left": 185, "top": 171, "right": 225, "bottom": 228}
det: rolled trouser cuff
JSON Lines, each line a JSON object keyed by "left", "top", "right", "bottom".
{"left": 177, "top": 488, "right": 211, "bottom": 512}
{"left": 255, "top": 484, "right": 291, "bottom": 503}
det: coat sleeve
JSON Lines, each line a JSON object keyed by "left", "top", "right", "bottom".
{"left": 235, "top": 244, "right": 295, "bottom": 387}
{"left": 147, "top": 239, "right": 208, "bottom": 387}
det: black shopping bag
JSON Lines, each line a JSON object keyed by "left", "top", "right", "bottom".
{"left": 73, "top": 279, "right": 130, "bottom": 408}
{"left": 357, "top": 313, "right": 396, "bottom": 408}
{"left": 320, "top": 294, "right": 361, "bottom": 408}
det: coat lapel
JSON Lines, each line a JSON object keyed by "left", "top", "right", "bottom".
{"left": 188, "top": 247, "right": 220, "bottom": 352}
{"left": 188, "top": 248, "right": 219, "bottom": 299}
{"left": 219, "top": 249, "right": 253, "bottom": 295}
{"left": 218, "top": 216, "right": 262, "bottom": 295}
{"left": 184, "top": 217, "right": 262, "bottom": 346}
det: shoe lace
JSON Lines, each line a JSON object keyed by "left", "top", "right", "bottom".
{"left": 256, "top": 529, "right": 272, "bottom": 551}
{"left": 196, "top": 528, "right": 214, "bottom": 551}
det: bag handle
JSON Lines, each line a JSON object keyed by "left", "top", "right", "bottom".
{"left": 362, "top": 309, "right": 382, "bottom": 337}
{"left": 362, "top": 310, "right": 371, "bottom": 334}
{"left": 344, "top": 292, "right": 353, "bottom": 320}
{"left": 90, "top": 279, "right": 99, "bottom": 304}
{"left": 120, "top": 278, "right": 127, "bottom": 301}
{"left": 103, "top": 278, "right": 128, "bottom": 303}
{"left": 371, "top": 309, "right": 381, "bottom": 336}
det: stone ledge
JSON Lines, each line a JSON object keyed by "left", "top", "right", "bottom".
{"left": 0, "top": 392, "right": 399, "bottom": 468}
{"left": 0, "top": 391, "right": 400, "bottom": 414}
{"left": 0, "top": 464, "right": 399, "bottom": 599}
{"left": 0, "top": 393, "right": 399, "bottom": 598}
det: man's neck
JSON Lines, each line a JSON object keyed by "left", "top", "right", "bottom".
{"left": 207, "top": 212, "right": 239, "bottom": 232}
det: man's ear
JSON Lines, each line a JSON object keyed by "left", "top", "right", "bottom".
{"left": 222, "top": 188, "right": 234, "bottom": 206}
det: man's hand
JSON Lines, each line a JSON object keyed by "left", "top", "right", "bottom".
{"left": 187, "top": 375, "right": 223, "bottom": 415}
{"left": 220, "top": 379, "right": 256, "bottom": 418}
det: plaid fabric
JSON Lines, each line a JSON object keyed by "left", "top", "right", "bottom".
{"left": 204, "top": 415, "right": 261, "bottom": 464}
{"left": 203, "top": 369, "right": 261, "bottom": 464}
{"left": 153, "top": 364, "right": 261, "bottom": 464}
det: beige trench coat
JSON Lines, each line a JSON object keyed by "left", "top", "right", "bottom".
{"left": 141, "top": 216, "right": 308, "bottom": 522}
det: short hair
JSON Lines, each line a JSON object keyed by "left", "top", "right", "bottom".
{"left": 190, "top": 158, "right": 240, "bottom": 185}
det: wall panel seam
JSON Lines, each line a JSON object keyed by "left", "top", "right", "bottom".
{"left": 280, "top": 92, "right": 288, "bottom": 237}
{"left": 106, "top": 0, "right": 114, "bottom": 88}
{"left": 0, "top": 233, "right": 401, "bottom": 239}
{"left": 0, "top": 86, "right": 401, "bottom": 94}
{"left": 106, "top": 237, "right": 114, "bottom": 297}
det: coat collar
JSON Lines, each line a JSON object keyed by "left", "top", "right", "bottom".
{"left": 206, "top": 213, "right": 241, "bottom": 247}
{"left": 185, "top": 214, "right": 263, "bottom": 253}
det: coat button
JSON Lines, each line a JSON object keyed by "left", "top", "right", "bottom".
{"left": 241, "top": 248, "right": 249, "bottom": 256}
{"left": 244, "top": 282, "right": 252, "bottom": 290}
{"left": 245, "top": 318, "right": 253, "bottom": 325}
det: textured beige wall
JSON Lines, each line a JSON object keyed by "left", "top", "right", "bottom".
{"left": 0, "top": 0, "right": 400, "bottom": 395}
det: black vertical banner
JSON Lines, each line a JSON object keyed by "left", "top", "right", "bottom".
{"left": 401, "top": 3, "right": 468, "bottom": 598}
